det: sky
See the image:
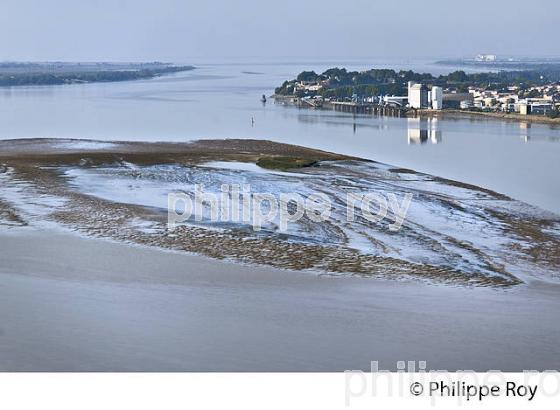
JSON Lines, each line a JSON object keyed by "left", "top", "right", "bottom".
{"left": 0, "top": 0, "right": 557, "bottom": 62}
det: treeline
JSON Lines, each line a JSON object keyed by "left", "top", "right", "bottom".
{"left": 275, "top": 66, "right": 560, "bottom": 97}
{"left": 0, "top": 66, "right": 194, "bottom": 87}
{"left": 321, "top": 84, "right": 406, "bottom": 99}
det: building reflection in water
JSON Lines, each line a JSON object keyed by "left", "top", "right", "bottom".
{"left": 407, "top": 117, "right": 442, "bottom": 144}
{"left": 520, "top": 121, "right": 531, "bottom": 143}
{"left": 519, "top": 121, "right": 560, "bottom": 143}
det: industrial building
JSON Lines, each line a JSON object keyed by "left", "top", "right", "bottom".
{"left": 383, "top": 95, "right": 408, "bottom": 107}
{"left": 408, "top": 82, "right": 429, "bottom": 109}
{"left": 475, "top": 54, "right": 497, "bottom": 62}
{"left": 407, "top": 82, "right": 443, "bottom": 110}
{"left": 431, "top": 86, "right": 443, "bottom": 110}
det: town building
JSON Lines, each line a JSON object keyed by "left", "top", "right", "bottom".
{"left": 515, "top": 98, "right": 555, "bottom": 115}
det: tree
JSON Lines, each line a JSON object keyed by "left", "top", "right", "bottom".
{"left": 296, "top": 71, "right": 318, "bottom": 83}
{"left": 447, "top": 71, "right": 468, "bottom": 83}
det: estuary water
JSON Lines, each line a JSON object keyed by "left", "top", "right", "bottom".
{"left": 0, "top": 58, "right": 559, "bottom": 213}
{"left": 1, "top": 59, "right": 560, "bottom": 372}
{"left": 1, "top": 229, "right": 559, "bottom": 371}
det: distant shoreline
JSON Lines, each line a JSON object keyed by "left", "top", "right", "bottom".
{"left": 0, "top": 62, "right": 195, "bottom": 87}
{"left": 435, "top": 58, "right": 560, "bottom": 71}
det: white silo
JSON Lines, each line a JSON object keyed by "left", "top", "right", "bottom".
{"left": 431, "top": 86, "right": 443, "bottom": 110}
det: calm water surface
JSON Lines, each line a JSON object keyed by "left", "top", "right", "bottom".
{"left": 2, "top": 60, "right": 560, "bottom": 372}
{"left": 0, "top": 58, "right": 559, "bottom": 212}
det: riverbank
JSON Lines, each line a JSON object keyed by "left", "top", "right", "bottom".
{"left": 273, "top": 95, "right": 560, "bottom": 126}
{"left": 415, "top": 108, "right": 560, "bottom": 126}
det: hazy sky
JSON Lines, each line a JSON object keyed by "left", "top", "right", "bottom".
{"left": 0, "top": 0, "right": 557, "bottom": 62}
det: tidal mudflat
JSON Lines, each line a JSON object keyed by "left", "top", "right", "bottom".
{"left": 1, "top": 138, "right": 559, "bottom": 287}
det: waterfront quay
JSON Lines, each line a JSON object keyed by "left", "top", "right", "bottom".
{"left": 273, "top": 95, "right": 408, "bottom": 117}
